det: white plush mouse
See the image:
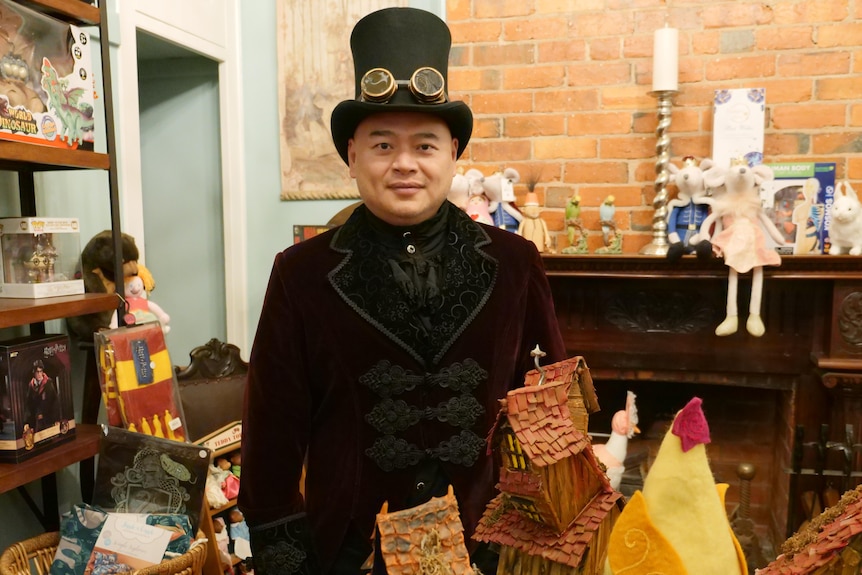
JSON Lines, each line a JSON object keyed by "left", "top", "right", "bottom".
{"left": 696, "top": 160, "right": 786, "bottom": 337}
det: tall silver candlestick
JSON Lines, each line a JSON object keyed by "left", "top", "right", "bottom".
{"left": 639, "top": 89, "right": 679, "bottom": 256}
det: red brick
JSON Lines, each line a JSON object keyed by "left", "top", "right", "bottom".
{"left": 474, "top": 0, "right": 534, "bottom": 18}
{"left": 851, "top": 104, "right": 862, "bottom": 127}
{"left": 537, "top": 0, "right": 603, "bottom": 12}
{"left": 623, "top": 34, "right": 654, "bottom": 59}
{"left": 562, "top": 161, "right": 629, "bottom": 184}
{"left": 772, "top": 0, "right": 849, "bottom": 25}
{"left": 535, "top": 89, "right": 599, "bottom": 112}
{"left": 504, "top": 17, "right": 572, "bottom": 41}
{"left": 812, "top": 133, "right": 862, "bottom": 155}
{"left": 446, "top": 0, "right": 471, "bottom": 21}
{"left": 771, "top": 104, "right": 846, "bottom": 129}
{"left": 705, "top": 55, "right": 776, "bottom": 81}
{"left": 535, "top": 138, "right": 597, "bottom": 159}
{"left": 691, "top": 30, "right": 721, "bottom": 55}
{"left": 758, "top": 79, "right": 814, "bottom": 103}
{"left": 449, "top": 68, "right": 501, "bottom": 91}
{"left": 600, "top": 136, "right": 655, "bottom": 160}
{"left": 755, "top": 26, "right": 815, "bottom": 50}
{"left": 470, "top": 139, "right": 533, "bottom": 162}
{"left": 590, "top": 37, "right": 621, "bottom": 61}
{"left": 471, "top": 92, "right": 533, "bottom": 114}
{"left": 472, "top": 118, "right": 502, "bottom": 139}
{"left": 505, "top": 114, "right": 566, "bottom": 138}
{"left": 764, "top": 133, "right": 810, "bottom": 156}
{"left": 503, "top": 65, "right": 566, "bottom": 90}
{"left": 818, "top": 77, "right": 862, "bottom": 100}
{"left": 567, "top": 62, "right": 632, "bottom": 87}
{"left": 847, "top": 157, "right": 862, "bottom": 179}
{"left": 777, "top": 51, "right": 851, "bottom": 77}
{"left": 701, "top": 3, "right": 774, "bottom": 28}
{"left": 449, "top": 20, "right": 502, "bottom": 43}
{"left": 601, "top": 86, "right": 654, "bottom": 110}
{"left": 538, "top": 40, "right": 587, "bottom": 63}
{"left": 473, "top": 44, "right": 535, "bottom": 67}
{"left": 568, "top": 112, "right": 632, "bottom": 136}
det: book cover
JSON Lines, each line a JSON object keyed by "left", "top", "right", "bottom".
{"left": 92, "top": 426, "right": 212, "bottom": 533}
{"left": 760, "top": 162, "right": 836, "bottom": 254}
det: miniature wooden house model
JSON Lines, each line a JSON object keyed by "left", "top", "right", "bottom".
{"left": 474, "top": 356, "right": 623, "bottom": 574}
{"left": 757, "top": 484, "right": 862, "bottom": 575}
{"left": 373, "top": 485, "right": 477, "bottom": 575}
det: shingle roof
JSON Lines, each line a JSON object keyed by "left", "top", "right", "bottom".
{"left": 757, "top": 485, "right": 862, "bottom": 574}
{"left": 474, "top": 490, "right": 624, "bottom": 568}
{"left": 505, "top": 380, "right": 591, "bottom": 466}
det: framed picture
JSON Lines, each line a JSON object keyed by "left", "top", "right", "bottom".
{"left": 276, "top": 0, "right": 406, "bottom": 200}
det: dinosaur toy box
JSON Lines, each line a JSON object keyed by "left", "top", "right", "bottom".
{"left": 0, "top": 217, "right": 84, "bottom": 298}
{"left": 0, "top": 0, "right": 94, "bottom": 151}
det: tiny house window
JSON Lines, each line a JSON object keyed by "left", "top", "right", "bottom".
{"left": 508, "top": 495, "right": 543, "bottom": 524}
{"left": 500, "top": 428, "right": 529, "bottom": 471}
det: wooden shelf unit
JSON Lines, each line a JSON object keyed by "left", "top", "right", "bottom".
{"left": 0, "top": 0, "right": 122, "bottom": 535}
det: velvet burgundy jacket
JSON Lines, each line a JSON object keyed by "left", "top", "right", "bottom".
{"left": 239, "top": 203, "right": 565, "bottom": 573}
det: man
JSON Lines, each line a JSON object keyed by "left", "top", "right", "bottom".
{"left": 239, "top": 7, "right": 565, "bottom": 574}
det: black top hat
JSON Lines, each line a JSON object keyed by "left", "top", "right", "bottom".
{"left": 330, "top": 7, "right": 473, "bottom": 165}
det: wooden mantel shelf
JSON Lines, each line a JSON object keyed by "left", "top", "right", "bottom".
{"left": 541, "top": 254, "right": 862, "bottom": 280}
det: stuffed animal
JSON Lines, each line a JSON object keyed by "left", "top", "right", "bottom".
{"left": 109, "top": 275, "right": 170, "bottom": 333}
{"left": 448, "top": 168, "right": 470, "bottom": 211}
{"left": 828, "top": 181, "right": 862, "bottom": 255}
{"left": 603, "top": 398, "right": 747, "bottom": 575}
{"left": 592, "top": 391, "right": 639, "bottom": 491}
{"left": 666, "top": 156, "right": 716, "bottom": 262}
{"left": 694, "top": 160, "right": 786, "bottom": 337}
{"left": 483, "top": 167, "right": 523, "bottom": 232}
{"left": 66, "top": 231, "right": 155, "bottom": 339}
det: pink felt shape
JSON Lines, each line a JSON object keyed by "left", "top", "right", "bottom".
{"left": 671, "top": 397, "right": 711, "bottom": 452}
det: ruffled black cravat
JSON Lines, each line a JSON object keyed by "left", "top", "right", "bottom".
{"left": 365, "top": 204, "right": 450, "bottom": 323}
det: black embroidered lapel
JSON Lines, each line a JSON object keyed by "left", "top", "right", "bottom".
{"left": 328, "top": 206, "right": 498, "bottom": 367}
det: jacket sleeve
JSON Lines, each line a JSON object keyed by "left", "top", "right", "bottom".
{"left": 239, "top": 252, "right": 317, "bottom": 568}
{"left": 248, "top": 513, "right": 320, "bottom": 574}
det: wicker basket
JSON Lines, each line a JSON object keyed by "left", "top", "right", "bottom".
{"left": 0, "top": 531, "right": 208, "bottom": 575}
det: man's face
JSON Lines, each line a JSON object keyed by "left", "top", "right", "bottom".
{"left": 348, "top": 112, "right": 458, "bottom": 227}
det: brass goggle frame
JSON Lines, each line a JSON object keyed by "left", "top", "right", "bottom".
{"left": 360, "top": 67, "right": 447, "bottom": 104}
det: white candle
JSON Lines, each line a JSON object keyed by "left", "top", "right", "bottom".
{"left": 652, "top": 25, "right": 679, "bottom": 92}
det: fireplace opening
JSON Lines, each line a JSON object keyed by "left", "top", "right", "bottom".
{"left": 587, "top": 379, "right": 789, "bottom": 562}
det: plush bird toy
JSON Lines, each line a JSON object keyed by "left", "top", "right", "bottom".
{"left": 604, "top": 397, "right": 748, "bottom": 575}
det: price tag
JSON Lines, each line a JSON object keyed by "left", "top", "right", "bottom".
{"left": 501, "top": 178, "right": 515, "bottom": 202}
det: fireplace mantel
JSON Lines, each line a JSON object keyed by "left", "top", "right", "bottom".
{"left": 541, "top": 253, "right": 862, "bottom": 546}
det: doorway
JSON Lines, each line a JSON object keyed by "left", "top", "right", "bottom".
{"left": 136, "top": 31, "right": 226, "bottom": 361}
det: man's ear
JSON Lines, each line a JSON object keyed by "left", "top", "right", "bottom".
{"left": 347, "top": 139, "right": 356, "bottom": 177}
{"left": 451, "top": 138, "right": 458, "bottom": 166}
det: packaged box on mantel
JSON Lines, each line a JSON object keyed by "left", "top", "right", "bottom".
{"left": 711, "top": 87, "right": 766, "bottom": 169}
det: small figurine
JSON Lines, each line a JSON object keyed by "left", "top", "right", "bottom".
{"left": 790, "top": 178, "right": 823, "bottom": 254}
{"left": 666, "top": 156, "right": 716, "bottom": 262}
{"left": 561, "top": 193, "right": 589, "bottom": 254}
{"left": 466, "top": 191, "right": 495, "bottom": 225}
{"left": 599, "top": 195, "right": 617, "bottom": 246}
{"left": 212, "top": 517, "right": 232, "bottom": 571}
{"left": 483, "top": 167, "right": 523, "bottom": 232}
{"left": 828, "top": 181, "right": 862, "bottom": 255}
{"left": 694, "top": 159, "right": 786, "bottom": 336}
{"left": 592, "top": 391, "right": 639, "bottom": 491}
{"left": 228, "top": 507, "right": 252, "bottom": 560}
{"left": 517, "top": 192, "right": 552, "bottom": 252}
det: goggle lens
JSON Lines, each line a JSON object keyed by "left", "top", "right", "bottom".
{"left": 360, "top": 67, "right": 446, "bottom": 104}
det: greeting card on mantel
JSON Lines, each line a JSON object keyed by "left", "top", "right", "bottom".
{"left": 711, "top": 87, "right": 766, "bottom": 169}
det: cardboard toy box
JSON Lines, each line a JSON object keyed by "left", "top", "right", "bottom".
{"left": 0, "top": 334, "right": 76, "bottom": 463}
{"left": 759, "top": 162, "right": 836, "bottom": 255}
{"left": 0, "top": 0, "right": 94, "bottom": 150}
{"left": 0, "top": 217, "right": 84, "bottom": 298}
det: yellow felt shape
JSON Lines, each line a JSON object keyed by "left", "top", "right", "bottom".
{"left": 640, "top": 413, "right": 746, "bottom": 575}
{"left": 605, "top": 490, "right": 685, "bottom": 574}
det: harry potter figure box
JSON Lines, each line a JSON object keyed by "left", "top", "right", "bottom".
{"left": 0, "top": 333, "right": 75, "bottom": 463}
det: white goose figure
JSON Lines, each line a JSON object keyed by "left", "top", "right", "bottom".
{"left": 593, "top": 391, "right": 639, "bottom": 490}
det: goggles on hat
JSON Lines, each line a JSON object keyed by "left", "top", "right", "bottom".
{"left": 360, "top": 67, "right": 447, "bottom": 104}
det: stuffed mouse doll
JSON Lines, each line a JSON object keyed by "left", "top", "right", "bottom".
{"left": 694, "top": 159, "right": 787, "bottom": 337}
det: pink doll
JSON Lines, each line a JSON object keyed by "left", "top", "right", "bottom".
{"left": 694, "top": 159, "right": 787, "bottom": 337}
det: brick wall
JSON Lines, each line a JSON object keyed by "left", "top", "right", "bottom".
{"left": 446, "top": 0, "right": 862, "bottom": 253}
